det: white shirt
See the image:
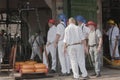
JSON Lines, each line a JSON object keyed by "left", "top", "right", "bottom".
{"left": 29, "top": 35, "right": 35, "bottom": 46}
{"left": 63, "top": 23, "right": 85, "bottom": 45}
{"left": 29, "top": 35, "right": 44, "bottom": 47}
{"left": 56, "top": 22, "right": 65, "bottom": 41}
{"left": 88, "top": 29, "right": 102, "bottom": 45}
{"left": 107, "top": 26, "right": 119, "bottom": 40}
{"left": 47, "top": 25, "right": 57, "bottom": 44}
{"left": 79, "top": 23, "right": 90, "bottom": 39}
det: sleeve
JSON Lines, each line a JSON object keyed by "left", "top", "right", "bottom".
{"left": 47, "top": 31, "right": 49, "bottom": 43}
{"left": 96, "top": 29, "right": 102, "bottom": 38}
{"left": 63, "top": 28, "right": 68, "bottom": 43}
{"left": 53, "top": 27, "right": 57, "bottom": 41}
{"left": 56, "top": 24, "right": 62, "bottom": 35}
{"left": 78, "top": 27, "right": 85, "bottom": 40}
{"left": 114, "top": 27, "right": 119, "bottom": 36}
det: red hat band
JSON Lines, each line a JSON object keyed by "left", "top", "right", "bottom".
{"left": 48, "top": 19, "right": 55, "bottom": 24}
{"left": 86, "top": 21, "right": 97, "bottom": 27}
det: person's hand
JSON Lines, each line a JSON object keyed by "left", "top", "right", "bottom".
{"left": 84, "top": 46, "right": 89, "bottom": 54}
{"left": 103, "top": 30, "right": 106, "bottom": 35}
{"left": 44, "top": 45, "right": 46, "bottom": 51}
{"left": 46, "top": 42, "right": 50, "bottom": 47}
{"left": 54, "top": 42, "right": 58, "bottom": 48}
{"left": 64, "top": 47, "right": 67, "bottom": 54}
{"left": 97, "top": 46, "right": 101, "bottom": 53}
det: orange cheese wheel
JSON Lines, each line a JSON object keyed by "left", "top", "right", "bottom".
{"left": 35, "top": 69, "right": 48, "bottom": 73}
{"left": 34, "top": 63, "right": 46, "bottom": 69}
{"left": 15, "top": 62, "right": 25, "bottom": 66}
{"left": 21, "top": 64, "right": 35, "bottom": 69}
{"left": 20, "top": 69, "right": 34, "bottom": 73}
{"left": 25, "top": 61, "right": 37, "bottom": 65}
{"left": 25, "top": 62, "right": 37, "bottom": 65}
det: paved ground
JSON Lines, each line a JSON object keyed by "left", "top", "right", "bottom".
{"left": 0, "top": 67, "right": 120, "bottom": 80}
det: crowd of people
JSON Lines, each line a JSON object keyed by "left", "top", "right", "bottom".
{"left": 28, "top": 14, "right": 120, "bottom": 80}
{"left": 0, "top": 10, "right": 119, "bottom": 80}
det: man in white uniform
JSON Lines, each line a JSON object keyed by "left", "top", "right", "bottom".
{"left": 106, "top": 20, "right": 120, "bottom": 59}
{"left": 86, "top": 21, "right": 102, "bottom": 77}
{"left": 75, "top": 15, "right": 90, "bottom": 39}
{"left": 64, "top": 17, "right": 89, "bottom": 79}
{"left": 29, "top": 31, "right": 44, "bottom": 61}
{"left": 43, "top": 19, "right": 57, "bottom": 73}
{"left": 54, "top": 14, "right": 70, "bottom": 76}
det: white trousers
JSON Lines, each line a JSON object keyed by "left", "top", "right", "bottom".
{"left": 109, "top": 40, "right": 120, "bottom": 57}
{"left": 43, "top": 44, "right": 56, "bottom": 70}
{"left": 58, "top": 41, "right": 70, "bottom": 74}
{"left": 30, "top": 46, "right": 41, "bottom": 60}
{"left": 67, "top": 44, "right": 88, "bottom": 78}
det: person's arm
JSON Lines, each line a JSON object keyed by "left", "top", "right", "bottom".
{"left": 97, "top": 36, "right": 103, "bottom": 52}
{"left": 82, "top": 39, "right": 88, "bottom": 54}
{"left": 46, "top": 31, "right": 52, "bottom": 46}
{"left": 78, "top": 27, "right": 88, "bottom": 54}
{"left": 64, "top": 43, "right": 67, "bottom": 53}
{"left": 54, "top": 24, "right": 62, "bottom": 48}
{"left": 103, "top": 28, "right": 109, "bottom": 35}
{"left": 54, "top": 34, "right": 60, "bottom": 48}
{"left": 63, "top": 28, "right": 68, "bottom": 54}
{"left": 47, "top": 27, "right": 57, "bottom": 46}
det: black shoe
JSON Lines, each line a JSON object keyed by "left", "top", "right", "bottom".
{"left": 49, "top": 70, "right": 56, "bottom": 73}
{"left": 59, "top": 73, "right": 67, "bottom": 76}
{"left": 70, "top": 69, "right": 73, "bottom": 74}
{"left": 66, "top": 73, "right": 71, "bottom": 76}
{"left": 96, "top": 73, "right": 101, "bottom": 77}
{"left": 90, "top": 73, "right": 96, "bottom": 76}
